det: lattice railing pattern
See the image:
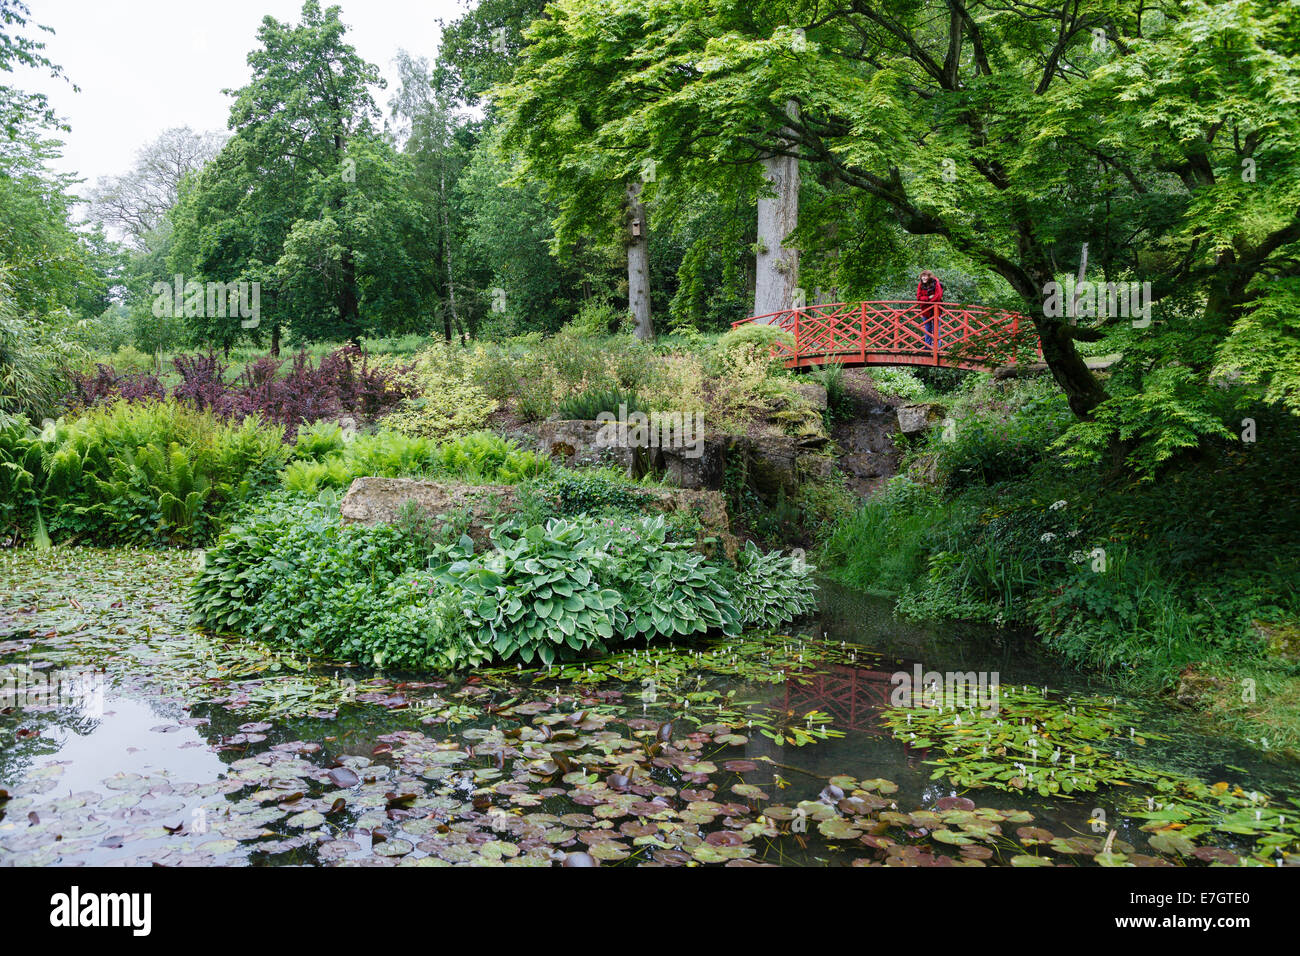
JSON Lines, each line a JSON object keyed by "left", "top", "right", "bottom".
{"left": 735, "top": 301, "right": 1039, "bottom": 370}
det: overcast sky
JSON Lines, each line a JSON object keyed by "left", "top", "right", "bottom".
{"left": 15, "top": 0, "right": 471, "bottom": 196}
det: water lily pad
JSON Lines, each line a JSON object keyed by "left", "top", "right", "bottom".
{"left": 374, "top": 838, "right": 413, "bottom": 857}
{"left": 1147, "top": 829, "right": 1195, "bottom": 857}
{"left": 818, "top": 817, "right": 862, "bottom": 840}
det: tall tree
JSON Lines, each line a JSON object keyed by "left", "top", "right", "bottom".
{"left": 87, "top": 127, "right": 226, "bottom": 247}
{"left": 0, "top": 5, "right": 106, "bottom": 320}
{"left": 391, "top": 52, "right": 472, "bottom": 341}
{"left": 228, "top": 0, "right": 381, "bottom": 344}
{"left": 170, "top": 1, "right": 436, "bottom": 351}
{"left": 0, "top": 0, "right": 73, "bottom": 142}
{"left": 754, "top": 102, "right": 800, "bottom": 317}
{"left": 434, "top": 0, "right": 550, "bottom": 108}
{"left": 625, "top": 179, "right": 652, "bottom": 339}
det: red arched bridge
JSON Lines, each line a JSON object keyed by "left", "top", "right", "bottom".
{"left": 732, "top": 301, "right": 1041, "bottom": 371}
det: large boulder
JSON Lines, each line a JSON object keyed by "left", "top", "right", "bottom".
{"left": 340, "top": 478, "right": 520, "bottom": 546}
{"left": 340, "top": 476, "right": 738, "bottom": 558}
{"left": 536, "top": 419, "right": 633, "bottom": 469}
{"left": 897, "top": 402, "right": 945, "bottom": 435}
{"left": 537, "top": 418, "right": 731, "bottom": 491}
{"left": 639, "top": 433, "right": 728, "bottom": 490}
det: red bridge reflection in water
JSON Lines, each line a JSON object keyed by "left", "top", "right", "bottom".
{"left": 781, "top": 664, "right": 900, "bottom": 736}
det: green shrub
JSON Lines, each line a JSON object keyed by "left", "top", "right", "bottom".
{"left": 382, "top": 342, "right": 498, "bottom": 440}
{"left": 725, "top": 541, "right": 819, "bottom": 629}
{"left": 291, "top": 420, "right": 349, "bottom": 460}
{"left": 77, "top": 305, "right": 134, "bottom": 355}
{"left": 189, "top": 495, "right": 479, "bottom": 668}
{"left": 0, "top": 415, "right": 41, "bottom": 541}
{"left": 813, "top": 361, "right": 851, "bottom": 428}
{"left": 555, "top": 387, "right": 643, "bottom": 421}
{"left": 285, "top": 429, "right": 436, "bottom": 493}
{"left": 579, "top": 515, "right": 740, "bottom": 644}
{"left": 368, "top": 570, "right": 492, "bottom": 670}
{"left": 1, "top": 284, "right": 85, "bottom": 426}
{"left": 717, "top": 323, "right": 794, "bottom": 355}
{"left": 519, "top": 468, "right": 644, "bottom": 517}
{"left": 566, "top": 298, "right": 622, "bottom": 337}
{"left": 920, "top": 379, "right": 1073, "bottom": 491}
{"left": 431, "top": 518, "right": 624, "bottom": 665}
{"left": 431, "top": 431, "right": 548, "bottom": 484}
{"left": 429, "top": 516, "right": 740, "bottom": 665}
{"left": 819, "top": 477, "right": 949, "bottom": 595}
{"left": 512, "top": 469, "right": 712, "bottom": 547}
{"left": 191, "top": 505, "right": 818, "bottom": 670}
{"left": 869, "top": 367, "right": 927, "bottom": 401}
{"left": 281, "top": 428, "right": 547, "bottom": 495}
{"left": 105, "top": 345, "right": 155, "bottom": 373}
{"left": 33, "top": 400, "right": 287, "bottom": 546}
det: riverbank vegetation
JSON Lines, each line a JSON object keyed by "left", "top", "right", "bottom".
{"left": 822, "top": 375, "right": 1300, "bottom": 756}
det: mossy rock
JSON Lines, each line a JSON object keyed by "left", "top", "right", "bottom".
{"left": 1255, "top": 620, "right": 1300, "bottom": 661}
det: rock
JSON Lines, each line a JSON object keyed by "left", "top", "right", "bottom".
{"left": 340, "top": 477, "right": 520, "bottom": 547}
{"left": 897, "top": 402, "right": 945, "bottom": 435}
{"left": 536, "top": 420, "right": 632, "bottom": 470}
{"left": 1173, "top": 667, "right": 1225, "bottom": 707}
{"left": 538, "top": 418, "right": 733, "bottom": 492}
{"left": 340, "top": 476, "right": 738, "bottom": 559}
{"left": 1255, "top": 621, "right": 1300, "bottom": 661}
{"left": 905, "top": 451, "right": 942, "bottom": 486}
{"left": 740, "top": 434, "right": 800, "bottom": 495}
{"left": 799, "top": 454, "right": 838, "bottom": 481}
{"left": 648, "top": 434, "right": 728, "bottom": 490}
{"left": 791, "top": 381, "right": 828, "bottom": 412}
{"left": 637, "top": 485, "right": 738, "bottom": 559}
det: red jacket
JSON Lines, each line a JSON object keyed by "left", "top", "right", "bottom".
{"left": 917, "top": 278, "right": 943, "bottom": 304}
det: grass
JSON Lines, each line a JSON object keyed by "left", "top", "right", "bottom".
{"left": 1195, "top": 661, "right": 1300, "bottom": 762}
{"left": 819, "top": 479, "right": 947, "bottom": 596}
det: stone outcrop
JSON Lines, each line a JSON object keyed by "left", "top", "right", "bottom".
{"left": 536, "top": 419, "right": 731, "bottom": 490}
{"left": 530, "top": 381, "right": 832, "bottom": 499}
{"left": 340, "top": 476, "right": 738, "bottom": 558}
{"left": 896, "top": 402, "right": 945, "bottom": 435}
{"left": 340, "top": 478, "right": 520, "bottom": 546}
{"left": 536, "top": 420, "right": 631, "bottom": 470}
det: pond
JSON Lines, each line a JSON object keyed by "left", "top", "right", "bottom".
{"left": 2, "top": 549, "right": 1298, "bottom": 867}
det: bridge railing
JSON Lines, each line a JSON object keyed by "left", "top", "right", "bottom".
{"left": 733, "top": 301, "right": 1040, "bottom": 370}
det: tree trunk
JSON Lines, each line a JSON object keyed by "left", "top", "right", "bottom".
{"left": 334, "top": 132, "right": 362, "bottom": 345}
{"left": 1038, "top": 320, "right": 1111, "bottom": 418}
{"left": 340, "top": 248, "right": 361, "bottom": 345}
{"left": 271, "top": 323, "right": 281, "bottom": 358}
{"left": 439, "top": 155, "right": 458, "bottom": 343}
{"left": 1020, "top": 255, "right": 1109, "bottom": 418}
{"left": 626, "top": 179, "right": 653, "bottom": 341}
{"left": 754, "top": 102, "right": 801, "bottom": 319}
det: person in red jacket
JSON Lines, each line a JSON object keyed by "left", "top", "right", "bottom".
{"left": 917, "top": 270, "right": 943, "bottom": 348}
